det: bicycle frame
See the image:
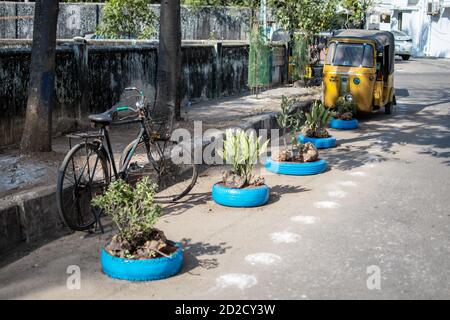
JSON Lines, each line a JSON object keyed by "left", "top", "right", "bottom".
{"left": 98, "top": 118, "right": 147, "bottom": 180}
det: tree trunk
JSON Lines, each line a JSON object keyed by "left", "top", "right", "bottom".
{"left": 20, "top": 0, "right": 59, "bottom": 153}
{"left": 155, "top": 0, "right": 182, "bottom": 124}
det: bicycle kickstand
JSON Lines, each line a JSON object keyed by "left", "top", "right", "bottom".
{"left": 93, "top": 207, "right": 105, "bottom": 234}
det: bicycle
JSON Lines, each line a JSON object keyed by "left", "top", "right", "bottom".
{"left": 56, "top": 87, "right": 198, "bottom": 232}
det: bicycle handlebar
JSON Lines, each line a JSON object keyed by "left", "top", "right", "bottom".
{"left": 116, "top": 87, "right": 147, "bottom": 115}
{"left": 125, "top": 87, "right": 143, "bottom": 96}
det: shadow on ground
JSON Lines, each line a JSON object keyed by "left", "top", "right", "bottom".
{"left": 324, "top": 86, "right": 450, "bottom": 171}
{"left": 180, "top": 238, "right": 232, "bottom": 275}
{"left": 268, "top": 185, "right": 310, "bottom": 204}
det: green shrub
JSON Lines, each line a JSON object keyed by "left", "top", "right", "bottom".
{"left": 96, "top": 0, "right": 157, "bottom": 39}
{"left": 91, "top": 177, "right": 162, "bottom": 248}
{"left": 276, "top": 95, "right": 305, "bottom": 154}
{"left": 292, "top": 35, "right": 309, "bottom": 82}
{"left": 334, "top": 97, "right": 357, "bottom": 120}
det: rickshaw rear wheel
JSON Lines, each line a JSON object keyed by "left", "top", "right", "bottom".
{"left": 384, "top": 102, "right": 392, "bottom": 115}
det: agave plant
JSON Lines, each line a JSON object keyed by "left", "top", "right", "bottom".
{"left": 303, "top": 100, "right": 334, "bottom": 138}
{"left": 219, "top": 129, "right": 269, "bottom": 188}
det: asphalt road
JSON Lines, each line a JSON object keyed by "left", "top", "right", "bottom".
{"left": 0, "top": 58, "right": 449, "bottom": 299}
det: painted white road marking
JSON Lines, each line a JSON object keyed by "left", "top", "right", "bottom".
{"left": 314, "top": 201, "right": 341, "bottom": 209}
{"left": 327, "top": 190, "right": 348, "bottom": 198}
{"left": 349, "top": 171, "right": 368, "bottom": 177}
{"left": 270, "top": 231, "right": 301, "bottom": 244}
{"left": 216, "top": 274, "right": 258, "bottom": 290}
{"left": 338, "top": 181, "right": 358, "bottom": 187}
{"left": 290, "top": 215, "right": 320, "bottom": 224}
{"left": 245, "top": 253, "right": 282, "bottom": 266}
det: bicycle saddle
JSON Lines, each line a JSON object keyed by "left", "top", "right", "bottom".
{"left": 88, "top": 108, "right": 117, "bottom": 125}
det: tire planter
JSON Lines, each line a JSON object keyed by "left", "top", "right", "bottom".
{"left": 101, "top": 242, "right": 183, "bottom": 282}
{"left": 298, "top": 134, "right": 337, "bottom": 149}
{"left": 212, "top": 183, "right": 269, "bottom": 207}
{"left": 265, "top": 158, "right": 327, "bottom": 175}
{"left": 329, "top": 118, "right": 359, "bottom": 130}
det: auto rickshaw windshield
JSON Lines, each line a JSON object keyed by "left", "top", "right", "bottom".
{"left": 326, "top": 42, "right": 374, "bottom": 68}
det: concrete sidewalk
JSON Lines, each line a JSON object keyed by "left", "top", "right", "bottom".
{"left": 0, "top": 85, "right": 320, "bottom": 254}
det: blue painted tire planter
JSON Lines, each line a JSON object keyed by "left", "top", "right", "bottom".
{"left": 212, "top": 183, "right": 269, "bottom": 207}
{"left": 265, "top": 158, "right": 327, "bottom": 175}
{"left": 100, "top": 242, "right": 183, "bottom": 281}
{"left": 298, "top": 134, "right": 337, "bottom": 149}
{"left": 330, "top": 118, "right": 359, "bottom": 130}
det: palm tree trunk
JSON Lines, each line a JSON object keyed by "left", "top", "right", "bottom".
{"left": 20, "top": 0, "right": 59, "bottom": 153}
{"left": 155, "top": 0, "right": 182, "bottom": 123}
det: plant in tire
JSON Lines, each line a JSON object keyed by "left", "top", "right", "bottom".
{"left": 273, "top": 95, "right": 320, "bottom": 163}
{"left": 91, "top": 177, "right": 177, "bottom": 259}
{"left": 218, "top": 129, "right": 269, "bottom": 189}
{"left": 301, "top": 100, "right": 334, "bottom": 138}
{"left": 333, "top": 97, "right": 357, "bottom": 120}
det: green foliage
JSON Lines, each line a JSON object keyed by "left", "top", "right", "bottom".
{"left": 219, "top": 129, "right": 269, "bottom": 186}
{"left": 291, "top": 34, "right": 309, "bottom": 81}
{"left": 96, "top": 0, "right": 158, "bottom": 39}
{"left": 334, "top": 97, "right": 357, "bottom": 120}
{"left": 182, "top": 0, "right": 260, "bottom": 7}
{"left": 91, "top": 177, "right": 162, "bottom": 247}
{"left": 270, "top": 0, "right": 339, "bottom": 36}
{"left": 304, "top": 100, "right": 334, "bottom": 136}
{"left": 277, "top": 95, "right": 304, "bottom": 150}
{"left": 248, "top": 24, "right": 271, "bottom": 89}
{"left": 342, "top": 0, "right": 374, "bottom": 29}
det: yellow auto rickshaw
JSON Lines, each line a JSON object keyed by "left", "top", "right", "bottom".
{"left": 323, "top": 29, "right": 396, "bottom": 114}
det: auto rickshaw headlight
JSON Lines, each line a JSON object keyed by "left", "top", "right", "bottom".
{"left": 345, "top": 94, "right": 353, "bottom": 102}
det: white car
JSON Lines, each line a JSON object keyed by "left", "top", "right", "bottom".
{"left": 392, "top": 30, "right": 413, "bottom": 61}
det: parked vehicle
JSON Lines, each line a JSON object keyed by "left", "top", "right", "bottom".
{"left": 392, "top": 30, "right": 413, "bottom": 61}
{"left": 323, "top": 29, "right": 396, "bottom": 114}
{"left": 56, "top": 87, "right": 197, "bottom": 232}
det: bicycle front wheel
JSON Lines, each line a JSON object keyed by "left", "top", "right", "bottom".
{"left": 120, "top": 139, "right": 197, "bottom": 202}
{"left": 56, "top": 142, "right": 110, "bottom": 231}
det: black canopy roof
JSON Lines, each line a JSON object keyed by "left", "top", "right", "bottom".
{"left": 332, "top": 30, "right": 394, "bottom": 49}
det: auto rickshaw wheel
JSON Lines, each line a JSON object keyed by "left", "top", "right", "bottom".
{"left": 384, "top": 102, "right": 392, "bottom": 115}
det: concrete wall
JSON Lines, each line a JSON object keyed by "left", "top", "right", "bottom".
{"left": 0, "top": 2, "right": 252, "bottom": 40}
{"left": 0, "top": 40, "right": 286, "bottom": 147}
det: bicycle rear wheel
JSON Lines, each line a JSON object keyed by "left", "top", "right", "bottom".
{"left": 120, "top": 139, "right": 197, "bottom": 202}
{"left": 56, "top": 142, "right": 110, "bottom": 231}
